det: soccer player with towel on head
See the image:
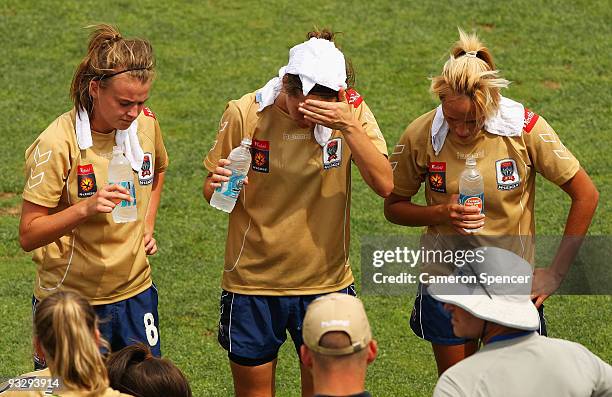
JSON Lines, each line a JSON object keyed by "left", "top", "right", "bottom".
{"left": 203, "top": 30, "right": 392, "bottom": 396}
{"left": 19, "top": 24, "right": 168, "bottom": 365}
{"left": 301, "top": 293, "right": 377, "bottom": 397}
{"left": 385, "top": 28, "right": 598, "bottom": 375}
{"left": 430, "top": 247, "right": 612, "bottom": 396}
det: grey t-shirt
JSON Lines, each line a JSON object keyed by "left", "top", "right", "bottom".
{"left": 434, "top": 333, "right": 612, "bottom": 397}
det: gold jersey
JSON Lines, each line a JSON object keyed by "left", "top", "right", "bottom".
{"left": 389, "top": 106, "right": 580, "bottom": 272}
{"left": 22, "top": 108, "right": 168, "bottom": 304}
{"left": 204, "top": 90, "right": 388, "bottom": 295}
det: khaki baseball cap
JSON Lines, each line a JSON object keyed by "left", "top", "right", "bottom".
{"left": 303, "top": 293, "right": 372, "bottom": 356}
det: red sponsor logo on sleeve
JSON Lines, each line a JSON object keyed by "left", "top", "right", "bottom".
{"left": 346, "top": 88, "right": 363, "bottom": 108}
{"left": 523, "top": 108, "right": 539, "bottom": 133}
{"left": 143, "top": 107, "right": 156, "bottom": 119}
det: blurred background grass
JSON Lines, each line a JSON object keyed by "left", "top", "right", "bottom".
{"left": 0, "top": 1, "right": 610, "bottom": 395}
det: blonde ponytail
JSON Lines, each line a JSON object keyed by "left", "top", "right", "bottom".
{"left": 35, "top": 291, "right": 109, "bottom": 396}
{"left": 431, "top": 28, "right": 509, "bottom": 120}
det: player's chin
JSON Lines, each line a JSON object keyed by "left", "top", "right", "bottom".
{"left": 117, "top": 119, "right": 134, "bottom": 129}
{"left": 455, "top": 133, "right": 473, "bottom": 140}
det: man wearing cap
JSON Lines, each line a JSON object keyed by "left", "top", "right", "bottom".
{"left": 301, "top": 293, "right": 377, "bottom": 397}
{"left": 429, "top": 247, "right": 612, "bottom": 396}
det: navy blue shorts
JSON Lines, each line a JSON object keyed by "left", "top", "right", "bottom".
{"left": 409, "top": 283, "right": 547, "bottom": 345}
{"left": 33, "top": 284, "right": 161, "bottom": 369}
{"left": 218, "top": 284, "right": 356, "bottom": 366}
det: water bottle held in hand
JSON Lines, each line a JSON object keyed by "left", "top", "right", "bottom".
{"left": 459, "top": 157, "right": 484, "bottom": 233}
{"left": 211, "top": 138, "right": 252, "bottom": 213}
{"left": 108, "top": 146, "right": 137, "bottom": 223}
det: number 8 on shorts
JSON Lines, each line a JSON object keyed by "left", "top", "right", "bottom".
{"left": 144, "top": 312, "right": 159, "bottom": 346}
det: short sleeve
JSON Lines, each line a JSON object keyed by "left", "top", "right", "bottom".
{"left": 203, "top": 101, "right": 245, "bottom": 173}
{"left": 388, "top": 116, "right": 430, "bottom": 198}
{"left": 22, "top": 127, "right": 72, "bottom": 208}
{"left": 354, "top": 98, "right": 388, "bottom": 156}
{"left": 153, "top": 118, "right": 169, "bottom": 172}
{"left": 524, "top": 115, "right": 580, "bottom": 186}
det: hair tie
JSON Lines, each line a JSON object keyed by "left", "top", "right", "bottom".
{"left": 105, "top": 34, "right": 121, "bottom": 44}
{"left": 465, "top": 50, "right": 478, "bottom": 58}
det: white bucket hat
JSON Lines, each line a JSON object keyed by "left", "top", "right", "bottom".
{"left": 428, "top": 247, "right": 540, "bottom": 331}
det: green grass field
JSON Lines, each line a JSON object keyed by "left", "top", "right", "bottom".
{"left": 1, "top": 1, "right": 610, "bottom": 395}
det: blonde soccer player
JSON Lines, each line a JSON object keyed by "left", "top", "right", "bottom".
{"left": 385, "top": 29, "right": 598, "bottom": 374}
{"left": 0, "top": 291, "right": 132, "bottom": 396}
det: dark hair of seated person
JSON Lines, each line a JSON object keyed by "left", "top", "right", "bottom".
{"left": 106, "top": 342, "right": 192, "bottom": 397}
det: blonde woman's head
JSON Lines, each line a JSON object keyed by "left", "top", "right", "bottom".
{"left": 431, "top": 29, "right": 510, "bottom": 137}
{"left": 34, "top": 291, "right": 109, "bottom": 396}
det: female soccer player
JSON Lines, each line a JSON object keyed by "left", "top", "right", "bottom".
{"left": 385, "top": 29, "right": 598, "bottom": 375}
{"left": 1, "top": 291, "right": 131, "bottom": 396}
{"left": 19, "top": 24, "right": 168, "bottom": 363}
{"left": 203, "top": 30, "right": 393, "bottom": 396}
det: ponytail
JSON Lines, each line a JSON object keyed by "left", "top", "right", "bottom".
{"left": 70, "top": 23, "right": 155, "bottom": 116}
{"left": 34, "top": 291, "right": 109, "bottom": 396}
{"left": 431, "top": 28, "right": 509, "bottom": 121}
{"left": 107, "top": 343, "right": 192, "bottom": 397}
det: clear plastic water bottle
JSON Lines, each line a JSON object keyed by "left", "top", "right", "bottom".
{"left": 210, "top": 138, "right": 252, "bottom": 213}
{"left": 108, "top": 146, "right": 137, "bottom": 223}
{"left": 459, "top": 157, "right": 484, "bottom": 233}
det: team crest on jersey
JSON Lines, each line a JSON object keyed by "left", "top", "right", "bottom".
{"left": 323, "top": 138, "right": 342, "bottom": 169}
{"left": 77, "top": 164, "right": 97, "bottom": 198}
{"left": 139, "top": 152, "right": 154, "bottom": 185}
{"left": 428, "top": 162, "right": 446, "bottom": 193}
{"left": 251, "top": 139, "right": 270, "bottom": 173}
{"left": 495, "top": 158, "right": 520, "bottom": 190}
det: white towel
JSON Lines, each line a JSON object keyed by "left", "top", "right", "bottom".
{"left": 256, "top": 37, "right": 347, "bottom": 147}
{"left": 76, "top": 108, "right": 144, "bottom": 171}
{"left": 431, "top": 96, "right": 525, "bottom": 155}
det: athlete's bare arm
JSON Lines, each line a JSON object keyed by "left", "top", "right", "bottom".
{"left": 531, "top": 168, "right": 599, "bottom": 306}
{"left": 203, "top": 159, "right": 249, "bottom": 204}
{"left": 144, "top": 171, "right": 165, "bottom": 255}
{"left": 384, "top": 193, "right": 484, "bottom": 234}
{"left": 299, "top": 88, "right": 393, "bottom": 198}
